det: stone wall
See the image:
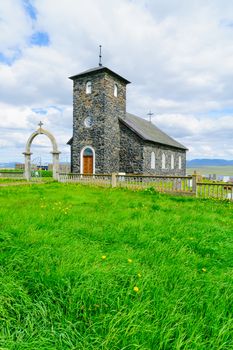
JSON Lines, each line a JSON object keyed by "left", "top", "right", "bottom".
{"left": 143, "top": 143, "right": 186, "bottom": 175}
{"left": 71, "top": 71, "right": 127, "bottom": 173}
{"left": 118, "top": 123, "right": 186, "bottom": 175}
{"left": 119, "top": 122, "right": 144, "bottom": 173}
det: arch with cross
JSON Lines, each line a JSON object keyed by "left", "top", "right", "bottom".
{"left": 23, "top": 122, "right": 61, "bottom": 180}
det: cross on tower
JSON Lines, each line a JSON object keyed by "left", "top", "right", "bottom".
{"left": 99, "top": 45, "right": 102, "bottom": 67}
{"left": 147, "top": 110, "right": 154, "bottom": 123}
{"left": 38, "top": 121, "right": 43, "bottom": 128}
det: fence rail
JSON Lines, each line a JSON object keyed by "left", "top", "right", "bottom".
{"left": 58, "top": 173, "right": 112, "bottom": 187}
{"left": 58, "top": 173, "right": 195, "bottom": 193}
{"left": 197, "top": 182, "right": 233, "bottom": 200}
{"left": 0, "top": 171, "right": 24, "bottom": 179}
{"left": 116, "top": 174, "right": 194, "bottom": 193}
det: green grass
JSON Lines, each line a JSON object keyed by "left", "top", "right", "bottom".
{"left": 0, "top": 169, "right": 23, "bottom": 173}
{"left": 187, "top": 166, "right": 233, "bottom": 176}
{"left": 0, "top": 178, "right": 25, "bottom": 183}
{"left": 0, "top": 183, "right": 232, "bottom": 350}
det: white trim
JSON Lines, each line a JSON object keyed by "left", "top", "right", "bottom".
{"left": 114, "top": 83, "right": 118, "bottom": 97}
{"left": 80, "top": 146, "right": 95, "bottom": 174}
{"left": 162, "top": 153, "right": 166, "bottom": 169}
{"left": 151, "top": 151, "right": 155, "bottom": 169}
{"left": 171, "top": 154, "right": 174, "bottom": 169}
{"left": 86, "top": 81, "right": 92, "bottom": 94}
{"left": 178, "top": 155, "right": 182, "bottom": 170}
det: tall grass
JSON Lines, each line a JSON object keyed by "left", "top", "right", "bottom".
{"left": 0, "top": 183, "right": 232, "bottom": 349}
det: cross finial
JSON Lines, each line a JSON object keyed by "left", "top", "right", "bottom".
{"left": 38, "top": 121, "right": 43, "bottom": 128}
{"left": 147, "top": 110, "right": 154, "bottom": 123}
{"left": 99, "top": 45, "right": 102, "bottom": 67}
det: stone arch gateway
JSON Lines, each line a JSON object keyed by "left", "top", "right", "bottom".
{"left": 23, "top": 123, "right": 61, "bottom": 180}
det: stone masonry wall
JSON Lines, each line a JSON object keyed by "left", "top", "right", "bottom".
{"left": 143, "top": 143, "right": 186, "bottom": 175}
{"left": 119, "top": 122, "right": 144, "bottom": 173}
{"left": 71, "top": 71, "right": 127, "bottom": 173}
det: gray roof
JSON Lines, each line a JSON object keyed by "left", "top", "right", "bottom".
{"left": 67, "top": 112, "right": 187, "bottom": 150}
{"left": 69, "top": 66, "right": 130, "bottom": 84}
{"left": 119, "top": 113, "right": 187, "bottom": 150}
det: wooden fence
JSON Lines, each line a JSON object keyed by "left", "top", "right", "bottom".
{"left": 58, "top": 173, "right": 112, "bottom": 187}
{"left": 58, "top": 173, "right": 233, "bottom": 201}
{"left": 196, "top": 182, "right": 233, "bottom": 201}
{"left": 0, "top": 171, "right": 24, "bottom": 179}
{"left": 58, "top": 173, "right": 195, "bottom": 194}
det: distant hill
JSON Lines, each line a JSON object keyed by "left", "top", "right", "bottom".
{"left": 187, "top": 159, "right": 233, "bottom": 167}
{"left": 0, "top": 162, "right": 17, "bottom": 169}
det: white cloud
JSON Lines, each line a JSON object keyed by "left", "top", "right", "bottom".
{"left": 0, "top": 0, "right": 233, "bottom": 163}
{"left": 0, "top": 0, "right": 32, "bottom": 56}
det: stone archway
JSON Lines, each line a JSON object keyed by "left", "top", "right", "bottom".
{"left": 23, "top": 122, "right": 61, "bottom": 180}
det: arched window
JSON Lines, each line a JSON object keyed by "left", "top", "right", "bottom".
{"left": 151, "top": 152, "right": 155, "bottom": 169}
{"left": 178, "top": 156, "right": 182, "bottom": 170}
{"left": 162, "top": 153, "right": 166, "bottom": 169}
{"left": 171, "top": 154, "right": 174, "bottom": 169}
{"left": 83, "top": 147, "right": 93, "bottom": 156}
{"left": 86, "top": 81, "right": 92, "bottom": 94}
{"left": 114, "top": 83, "right": 118, "bottom": 97}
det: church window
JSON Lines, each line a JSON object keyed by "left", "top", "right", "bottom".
{"left": 114, "top": 83, "right": 118, "bottom": 97}
{"left": 83, "top": 147, "right": 93, "bottom": 156}
{"left": 151, "top": 152, "right": 155, "bottom": 169}
{"left": 171, "top": 154, "right": 174, "bottom": 169}
{"left": 178, "top": 156, "right": 182, "bottom": 169}
{"left": 86, "top": 81, "right": 92, "bottom": 94}
{"left": 162, "top": 153, "right": 166, "bottom": 169}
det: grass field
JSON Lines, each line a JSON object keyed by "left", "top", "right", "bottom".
{"left": 0, "top": 183, "right": 232, "bottom": 350}
{"left": 187, "top": 166, "right": 233, "bottom": 176}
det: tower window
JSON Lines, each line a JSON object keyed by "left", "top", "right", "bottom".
{"left": 86, "top": 81, "right": 92, "bottom": 94}
{"left": 114, "top": 83, "right": 118, "bottom": 97}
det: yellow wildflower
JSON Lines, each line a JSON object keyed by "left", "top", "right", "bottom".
{"left": 101, "top": 255, "right": 106, "bottom": 260}
{"left": 202, "top": 268, "right": 207, "bottom": 272}
{"left": 133, "top": 286, "right": 139, "bottom": 293}
{"left": 128, "top": 259, "right": 133, "bottom": 263}
{"left": 137, "top": 273, "right": 142, "bottom": 278}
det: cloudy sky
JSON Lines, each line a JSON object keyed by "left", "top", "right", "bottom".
{"left": 1, "top": 0, "right": 233, "bottom": 163}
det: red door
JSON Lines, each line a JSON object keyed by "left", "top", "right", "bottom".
{"left": 83, "top": 155, "right": 93, "bottom": 174}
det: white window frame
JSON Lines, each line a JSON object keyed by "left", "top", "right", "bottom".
{"left": 151, "top": 151, "right": 155, "bottom": 169}
{"left": 80, "top": 146, "right": 95, "bottom": 174}
{"left": 86, "top": 81, "right": 92, "bottom": 94}
{"left": 114, "top": 83, "right": 118, "bottom": 97}
{"left": 171, "top": 154, "right": 174, "bottom": 169}
{"left": 162, "top": 153, "right": 166, "bottom": 169}
{"left": 178, "top": 155, "right": 182, "bottom": 170}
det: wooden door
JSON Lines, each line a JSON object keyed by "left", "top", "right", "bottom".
{"left": 83, "top": 156, "right": 93, "bottom": 174}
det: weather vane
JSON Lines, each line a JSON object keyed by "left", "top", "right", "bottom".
{"left": 147, "top": 110, "right": 154, "bottom": 123}
{"left": 99, "top": 45, "right": 102, "bottom": 67}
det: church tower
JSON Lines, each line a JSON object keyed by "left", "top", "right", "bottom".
{"left": 69, "top": 66, "right": 130, "bottom": 174}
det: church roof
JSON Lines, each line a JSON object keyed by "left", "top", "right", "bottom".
{"left": 67, "top": 112, "right": 187, "bottom": 150}
{"left": 119, "top": 113, "right": 188, "bottom": 150}
{"left": 69, "top": 66, "right": 131, "bottom": 84}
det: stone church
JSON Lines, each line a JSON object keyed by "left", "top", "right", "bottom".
{"left": 68, "top": 65, "right": 187, "bottom": 175}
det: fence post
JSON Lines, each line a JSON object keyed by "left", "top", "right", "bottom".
{"left": 111, "top": 173, "right": 117, "bottom": 188}
{"left": 192, "top": 171, "right": 197, "bottom": 195}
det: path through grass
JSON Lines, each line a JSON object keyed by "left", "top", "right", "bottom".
{"left": 0, "top": 183, "right": 232, "bottom": 349}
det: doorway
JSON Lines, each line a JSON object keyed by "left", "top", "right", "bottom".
{"left": 82, "top": 147, "right": 94, "bottom": 174}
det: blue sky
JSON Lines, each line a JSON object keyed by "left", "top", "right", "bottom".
{"left": 0, "top": 0, "right": 233, "bottom": 163}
